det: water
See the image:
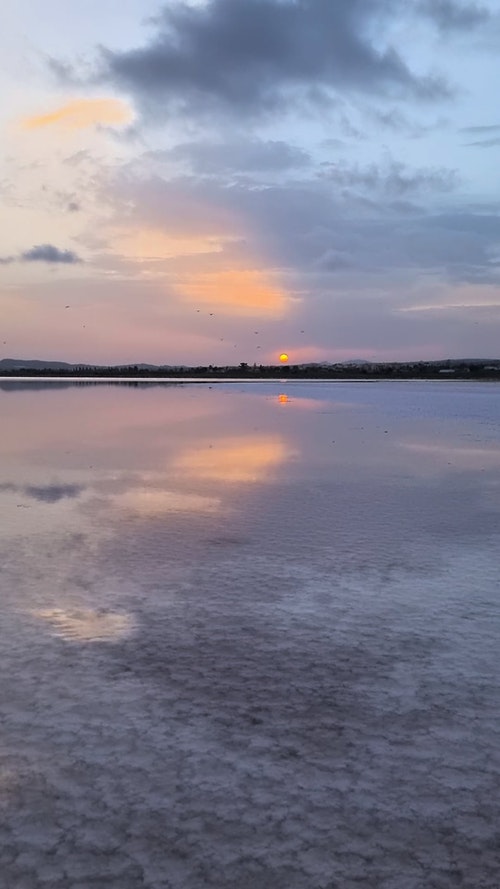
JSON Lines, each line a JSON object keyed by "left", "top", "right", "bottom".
{"left": 1, "top": 380, "right": 499, "bottom": 888}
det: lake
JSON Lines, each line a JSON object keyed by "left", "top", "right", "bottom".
{"left": 1, "top": 380, "right": 499, "bottom": 888}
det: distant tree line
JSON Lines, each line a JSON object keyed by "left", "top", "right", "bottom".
{"left": 1, "top": 360, "right": 500, "bottom": 379}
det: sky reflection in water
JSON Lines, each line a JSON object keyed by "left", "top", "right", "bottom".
{"left": 1, "top": 380, "right": 499, "bottom": 611}
{"left": 1, "top": 381, "right": 500, "bottom": 885}
{"left": 1, "top": 380, "right": 500, "bottom": 532}
{"left": 0, "top": 379, "right": 499, "bottom": 639}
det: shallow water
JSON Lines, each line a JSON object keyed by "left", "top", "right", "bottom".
{"left": 1, "top": 380, "right": 499, "bottom": 888}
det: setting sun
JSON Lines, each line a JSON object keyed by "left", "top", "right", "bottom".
{"left": 279, "top": 353, "right": 289, "bottom": 363}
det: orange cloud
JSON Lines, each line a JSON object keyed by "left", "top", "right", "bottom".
{"left": 115, "top": 228, "right": 224, "bottom": 261}
{"left": 20, "top": 98, "right": 132, "bottom": 131}
{"left": 178, "top": 268, "right": 290, "bottom": 317}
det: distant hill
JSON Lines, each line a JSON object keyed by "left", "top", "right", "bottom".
{"left": 0, "top": 358, "right": 76, "bottom": 370}
{"left": 0, "top": 359, "right": 162, "bottom": 371}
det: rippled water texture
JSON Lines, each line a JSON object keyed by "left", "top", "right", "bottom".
{"left": 1, "top": 380, "right": 499, "bottom": 888}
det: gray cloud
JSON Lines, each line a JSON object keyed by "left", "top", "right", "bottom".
{"left": 305, "top": 214, "right": 500, "bottom": 284}
{"left": 418, "top": 0, "right": 491, "bottom": 31}
{"left": 20, "top": 244, "right": 82, "bottom": 264}
{"left": 109, "top": 166, "right": 500, "bottom": 289}
{"left": 0, "top": 244, "right": 82, "bottom": 265}
{"left": 93, "top": 0, "right": 450, "bottom": 119}
{"left": 63, "top": 150, "right": 92, "bottom": 167}
{"left": 464, "top": 137, "right": 500, "bottom": 148}
{"left": 461, "top": 122, "right": 500, "bottom": 146}
{"left": 460, "top": 123, "right": 500, "bottom": 133}
{"left": 318, "top": 161, "right": 459, "bottom": 196}
{"left": 153, "top": 139, "right": 311, "bottom": 175}
{"left": 366, "top": 107, "right": 448, "bottom": 138}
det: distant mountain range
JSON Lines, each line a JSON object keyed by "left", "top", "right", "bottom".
{"left": 0, "top": 359, "right": 161, "bottom": 371}
{"left": 0, "top": 359, "right": 75, "bottom": 370}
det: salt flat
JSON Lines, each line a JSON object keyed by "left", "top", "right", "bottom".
{"left": 0, "top": 381, "right": 499, "bottom": 888}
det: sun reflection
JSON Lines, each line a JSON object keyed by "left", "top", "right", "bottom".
{"left": 176, "top": 435, "right": 292, "bottom": 482}
{"left": 278, "top": 394, "right": 289, "bottom": 404}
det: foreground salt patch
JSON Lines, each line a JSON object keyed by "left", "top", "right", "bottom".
{"left": 33, "top": 608, "right": 134, "bottom": 641}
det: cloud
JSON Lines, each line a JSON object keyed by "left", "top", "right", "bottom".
{"left": 21, "top": 244, "right": 82, "bottom": 264}
{"left": 418, "top": 0, "right": 491, "bottom": 31}
{"left": 460, "top": 123, "right": 500, "bottom": 146}
{"left": 318, "top": 160, "right": 459, "bottom": 196}
{"left": 90, "top": 0, "right": 450, "bottom": 120}
{"left": 20, "top": 97, "right": 132, "bottom": 131}
{"left": 176, "top": 268, "right": 291, "bottom": 317}
{"left": 460, "top": 123, "right": 500, "bottom": 133}
{"left": 105, "top": 165, "right": 499, "bottom": 288}
{"left": 1, "top": 244, "right": 82, "bottom": 265}
{"left": 153, "top": 139, "right": 311, "bottom": 175}
{"left": 463, "top": 137, "right": 500, "bottom": 148}
{"left": 367, "top": 107, "right": 446, "bottom": 138}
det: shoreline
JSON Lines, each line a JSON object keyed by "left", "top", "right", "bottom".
{"left": 1, "top": 375, "right": 500, "bottom": 384}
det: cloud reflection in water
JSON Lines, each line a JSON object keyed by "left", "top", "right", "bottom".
{"left": 34, "top": 608, "right": 134, "bottom": 642}
{"left": 175, "top": 435, "right": 293, "bottom": 483}
{"left": 111, "top": 487, "right": 220, "bottom": 516}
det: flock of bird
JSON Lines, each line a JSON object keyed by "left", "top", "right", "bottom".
{"left": 1, "top": 302, "right": 309, "bottom": 363}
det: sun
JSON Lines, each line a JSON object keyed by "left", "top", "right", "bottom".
{"left": 279, "top": 353, "right": 289, "bottom": 363}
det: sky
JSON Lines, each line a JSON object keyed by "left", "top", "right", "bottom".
{"left": 2, "top": 0, "right": 500, "bottom": 365}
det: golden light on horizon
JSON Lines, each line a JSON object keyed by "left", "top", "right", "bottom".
{"left": 278, "top": 394, "right": 289, "bottom": 404}
{"left": 20, "top": 98, "right": 133, "bottom": 131}
{"left": 279, "top": 353, "right": 289, "bottom": 363}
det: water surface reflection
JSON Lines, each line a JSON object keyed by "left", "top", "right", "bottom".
{"left": 1, "top": 380, "right": 500, "bottom": 887}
